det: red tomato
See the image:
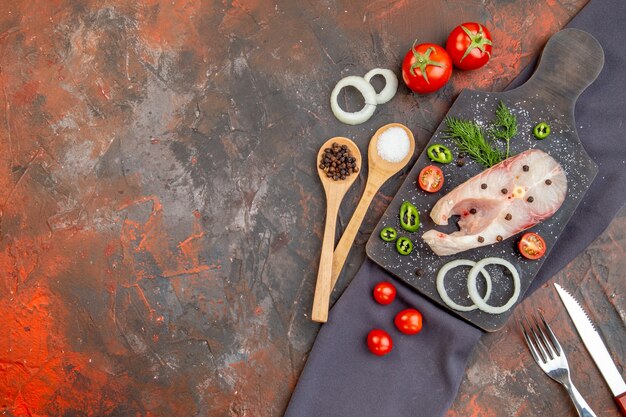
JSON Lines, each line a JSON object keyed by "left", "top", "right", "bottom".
{"left": 418, "top": 165, "right": 444, "bottom": 193}
{"left": 518, "top": 232, "right": 547, "bottom": 260}
{"left": 373, "top": 282, "right": 396, "bottom": 305}
{"left": 394, "top": 309, "right": 423, "bottom": 335}
{"left": 367, "top": 329, "right": 393, "bottom": 356}
{"left": 401, "top": 42, "right": 452, "bottom": 94}
{"left": 446, "top": 22, "right": 493, "bottom": 70}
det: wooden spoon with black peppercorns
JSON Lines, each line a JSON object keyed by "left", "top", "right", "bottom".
{"left": 311, "top": 137, "right": 362, "bottom": 323}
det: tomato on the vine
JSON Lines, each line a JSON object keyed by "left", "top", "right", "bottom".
{"left": 367, "top": 329, "right": 393, "bottom": 356}
{"left": 373, "top": 282, "right": 396, "bottom": 305}
{"left": 518, "top": 232, "right": 547, "bottom": 260}
{"left": 446, "top": 22, "right": 493, "bottom": 70}
{"left": 394, "top": 309, "right": 423, "bottom": 335}
{"left": 401, "top": 42, "right": 452, "bottom": 94}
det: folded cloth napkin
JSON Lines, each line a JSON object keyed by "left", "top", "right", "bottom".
{"left": 285, "top": 0, "right": 626, "bottom": 415}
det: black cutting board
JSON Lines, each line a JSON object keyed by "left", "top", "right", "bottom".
{"left": 366, "top": 29, "right": 604, "bottom": 332}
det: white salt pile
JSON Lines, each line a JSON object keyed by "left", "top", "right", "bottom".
{"left": 376, "top": 126, "right": 410, "bottom": 163}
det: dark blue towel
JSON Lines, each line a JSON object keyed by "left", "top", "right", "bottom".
{"left": 285, "top": 1, "right": 626, "bottom": 415}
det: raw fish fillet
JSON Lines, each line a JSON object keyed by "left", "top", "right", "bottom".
{"left": 422, "top": 149, "right": 567, "bottom": 256}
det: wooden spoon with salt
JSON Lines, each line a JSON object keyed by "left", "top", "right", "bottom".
{"left": 312, "top": 137, "right": 362, "bottom": 323}
{"left": 330, "top": 123, "right": 415, "bottom": 290}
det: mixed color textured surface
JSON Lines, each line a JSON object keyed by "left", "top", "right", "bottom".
{"left": 0, "top": 0, "right": 622, "bottom": 416}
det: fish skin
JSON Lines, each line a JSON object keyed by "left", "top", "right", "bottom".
{"left": 422, "top": 149, "right": 567, "bottom": 256}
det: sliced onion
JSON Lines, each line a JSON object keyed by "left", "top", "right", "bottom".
{"left": 363, "top": 68, "right": 398, "bottom": 104}
{"left": 436, "top": 259, "right": 493, "bottom": 312}
{"left": 467, "top": 257, "right": 521, "bottom": 315}
{"left": 330, "top": 76, "right": 377, "bottom": 125}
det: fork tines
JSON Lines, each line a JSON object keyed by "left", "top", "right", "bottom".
{"left": 520, "top": 311, "right": 563, "bottom": 363}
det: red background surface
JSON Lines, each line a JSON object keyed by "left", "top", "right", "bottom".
{"left": 0, "top": 1, "right": 623, "bottom": 416}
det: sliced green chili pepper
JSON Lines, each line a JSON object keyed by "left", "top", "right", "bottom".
{"left": 399, "top": 201, "right": 420, "bottom": 232}
{"left": 380, "top": 227, "right": 397, "bottom": 242}
{"left": 427, "top": 144, "right": 453, "bottom": 164}
{"left": 396, "top": 237, "right": 414, "bottom": 255}
{"left": 533, "top": 122, "right": 551, "bottom": 139}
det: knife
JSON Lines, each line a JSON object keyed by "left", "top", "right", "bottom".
{"left": 555, "top": 283, "right": 626, "bottom": 416}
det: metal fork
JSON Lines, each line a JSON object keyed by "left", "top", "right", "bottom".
{"left": 520, "top": 311, "right": 597, "bottom": 417}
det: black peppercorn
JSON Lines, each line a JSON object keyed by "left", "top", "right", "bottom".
{"left": 522, "top": 165, "right": 529, "bottom": 172}
{"left": 470, "top": 208, "right": 477, "bottom": 214}
{"left": 501, "top": 188, "right": 508, "bottom": 194}
{"left": 505, "top": 213, "right": 512, "bottom": 220}
{"left": 527, "top": 196, "right": 534, "bottom": 203}
{"left": 477, "top": 236, "right": 485, "bottom": 243}
{"left": 496, "top": 235, "right": 503, "bottom": 242}
{"left": 320, "top": 144, "right": 358, "bottom": 181}
{"left": 481, "top": 183, "right": 487, "bottom": 189}
{"left": 545, "top": 179, "right": 552, "bottom": 185}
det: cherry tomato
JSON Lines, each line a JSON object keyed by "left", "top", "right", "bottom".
{"left": 367, "top": 329, "right": 393, "bottom": 356}
{"left": 373, "top": 282, "right": 396, "bottom": 305}
{"left": 418, "top": 165, "right": 444, "bottom": 193}
{"left": 446, "top": 22, "right": 493, "bottom": 70}
{"left": 401, "top": 42, "right": 452, "bottom": 94}
{"left": 518, "top": 232, "right": 547, "bottom": 260}
{"left": 394, "top": 309, "right": 423, "bottom": 335}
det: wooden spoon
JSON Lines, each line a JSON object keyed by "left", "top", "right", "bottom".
{"left": 312, "top": 137, "right": 362, "bottom": 323}
{"left": 330, "top": 123, "right": 415, "bottom": 290}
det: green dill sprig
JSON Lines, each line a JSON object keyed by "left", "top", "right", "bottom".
{"left": 444, "top": 116, "right": 503, "bottom": 168}
{"left": 490, "top": 101, "right": 518, "bottom": 159}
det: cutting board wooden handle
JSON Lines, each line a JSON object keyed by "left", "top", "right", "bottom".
{"left": 514, "top": 29, "right": 604, "bottom": 109}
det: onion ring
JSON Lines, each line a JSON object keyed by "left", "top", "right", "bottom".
{"left": 467, "top": 257, "right": 521, "bottom": 315}
{"left": 436, "top": 259, "right": 493, "bottom": 312}
{"left": 330, "top": 76, "right": 377, "bottom": 125}
{"left": 363, "top": 68, "right": 398, "bottom": 104}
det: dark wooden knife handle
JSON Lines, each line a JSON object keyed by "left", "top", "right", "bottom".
{"left": 616, "top": 391, "right": 626, "bottom": 416}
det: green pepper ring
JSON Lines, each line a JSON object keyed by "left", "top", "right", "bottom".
{"left": 380, "top": 227, "right": 398, "bottom": 242}
{"left": 427, "top": 144, "right": 453, "bottom": 164}
{"left": 396, "top": 237, "right": 414, "bottom": 255}
{"left": 533, "top": 122, "right": 551, "bottom": 139}
{"left": 399, "top": 201, "right": 420, "bottom": 233}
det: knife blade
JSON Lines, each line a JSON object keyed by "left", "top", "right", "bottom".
{"left": 555, "top": 283, "right": 626, "bottom": 416}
